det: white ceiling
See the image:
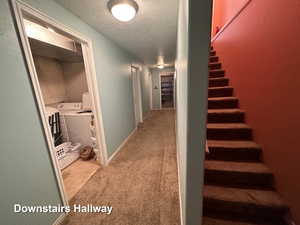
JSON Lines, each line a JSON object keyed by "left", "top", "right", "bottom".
{"left": 54, "top": 0, "right": 179, "bottom": 66}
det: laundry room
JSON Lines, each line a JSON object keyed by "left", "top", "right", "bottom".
{"left": 24, "top": 17, "right": 102, "bottom": 200}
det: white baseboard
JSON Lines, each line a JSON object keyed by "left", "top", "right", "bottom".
{"left": 52, "top": 212, "right": 66, "bottom": 225}
{"left": 161, "top": 108, "right": 175, "bottom": 110}
{"left": 152, "top": 108, "right": 175, "bottom": 111}
{"left": 106, "top": 127, "right": 137, "bottom": 165}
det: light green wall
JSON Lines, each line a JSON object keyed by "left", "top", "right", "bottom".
{"left": 0, "top": 1, "right": 62, "bottom": 224}
{"left": 151, "top": 67, "right": 175, "bottom": 109}
{"left": 0, "top": 0, "right": 144, "bottom": 224}
{"left": 175, "top": 0, "right": 212, "bottom": 224}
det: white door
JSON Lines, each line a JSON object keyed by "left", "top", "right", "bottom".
{"left": 132, "top": 67, "right": 142, "bottom": 126}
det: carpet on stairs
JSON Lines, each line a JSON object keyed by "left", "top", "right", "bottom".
{"left": 204, "top": 48, "right": 290, "bottom": 225}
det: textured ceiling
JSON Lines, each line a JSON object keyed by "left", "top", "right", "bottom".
{"left": 54, "top": 0, "right": 179, "bottom": 66}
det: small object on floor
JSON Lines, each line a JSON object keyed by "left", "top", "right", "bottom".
{"left": 80, "top": 146, "right": 95, "bottom": 160}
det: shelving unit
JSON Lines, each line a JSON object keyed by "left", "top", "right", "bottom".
{"left": 161, "top": 74, "right": 174, "bottom": 108}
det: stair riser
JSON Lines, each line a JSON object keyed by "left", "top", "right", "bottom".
{"left": 209, "top": 79, "right": 229, "bottom": 87}
{"left": 203, "top": 216, "right": 287, "bottom": 225}
{"left": 207, "top": 112, "right": 244, "bottom": 123}
{"left": 207, "top": 128, "right": 252, "bottom": 140}
{"left": 210, "top": 70, "right": 225, "bottom": 78}
{"left": 204, "top": 170, "right": 274, "bottom": 189}
{"left": 203, "top": 201, "right": 288, "bottom": 223}
{"left": 206, "top": 147, "right": 261, "bottom": 162}
{"left": 210, "top": 56, "right": 219, "bottom": 63}
{"left": 209, "top": 63, "right": 222, "bottom": 70}
{"left": 208, "top": 99, "right": 239, "bottom": 109}
{"left": 209, "top": 75, "right": 225, "bottom": 79}
{"left": 208, "top": 88, "right": 233, "bottom": 98}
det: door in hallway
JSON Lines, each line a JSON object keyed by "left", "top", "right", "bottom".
{"left": 131, "top": 66, "right": 142, "bottom": 126}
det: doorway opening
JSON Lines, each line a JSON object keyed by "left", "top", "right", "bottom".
{"left": 160, "top": 73, "right": 175, "bottom": 109}
{"left": 12, "top": 0, "right": 108, "bottom": 204}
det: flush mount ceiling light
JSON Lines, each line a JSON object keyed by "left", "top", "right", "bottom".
{"left": 107, "top": 0, "right": 139, "bottom": 22}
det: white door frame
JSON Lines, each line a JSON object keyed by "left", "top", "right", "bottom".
{"left": 11, "top": 0, "right": 109, "bottom": 209}
{"left": 137, "top": 70, "right": 143, "bottom": 122}
{"left": 131, "top": 66, "right": 143, "bottom": 126}
{"left": 149, "top": 72, "right": 153, "bottom": 110}
{"left": 159, "top": 73, "right": 162, "bottom": 109}
{"left": 173, "top": 70, "right": 177, "bottom": 109}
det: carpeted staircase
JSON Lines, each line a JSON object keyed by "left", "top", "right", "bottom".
{"left": 203, "top": 47, "right": 290, "bottom": 225}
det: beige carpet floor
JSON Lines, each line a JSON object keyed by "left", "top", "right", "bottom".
{"left": 62, "top": 110, "right": 180, "bottom": 225}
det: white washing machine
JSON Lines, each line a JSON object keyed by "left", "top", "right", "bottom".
{"left": 45, "top": 104, "right": 90, "bottom": 170}
{"left": 55, "top": 93, "right": 94, "bottom": 169}
{"left": 57, "top": 102, "right": 93, "bottom": 147}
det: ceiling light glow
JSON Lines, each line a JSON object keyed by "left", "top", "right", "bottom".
{"left": 157, "top": 64, "right": 165, "bottom": 69}
{"left": 25, "top": 25, "right": 38, "bottom": 37}
{"left": 111, "top": 4, "right": 136, "bottom": 22}
{"left": 108, "top": 0, "right": 139, "bottom": 22}
{"left": 47, "top": 27, "right": 55, "bottom": 33}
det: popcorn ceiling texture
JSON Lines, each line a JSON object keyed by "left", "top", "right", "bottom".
{"left": 54, "top": 0, "right": 178, "bottom": 66}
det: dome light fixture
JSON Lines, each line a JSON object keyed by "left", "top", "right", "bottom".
{"left": 107, "top": 0, "right": 139, "bottom": 22}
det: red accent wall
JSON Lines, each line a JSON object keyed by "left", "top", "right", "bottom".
{"left": 211, "top": 0, "right": 249, "bottom": 37}
{"left": 213, "top": 0, "right": 300, "bottom": 223}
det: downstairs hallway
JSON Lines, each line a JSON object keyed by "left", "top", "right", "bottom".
{"left": 62, "top": 110, "right": 180, "bottom": 225}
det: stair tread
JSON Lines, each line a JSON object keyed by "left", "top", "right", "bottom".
{"left": 208, "top": 86, "right": 233, "bottom": 90}
{"left": 208, "top": 96, "right": 237, "bottom": 101}
{"left": 204, "top": 185, "right": 288, "bottom": 209}
{"left": 206, "top": 141, "right": 261, "bottom": 162}
{"left": 210, "top": 69, "right": 224, "bottom": 72}
{"left": 205, "top": 160, "right": 272, "bottom": 174}
{"left": 209, "top": 62, "right": 221, "bottom": 66}
{"left": 207, "top": 123, "right": 251, "bottom": 129}
{"left": 209, "top": 77, "right": 228, "bottom": 80}
{"left": 208, "top": 109, "right": 244, "bottom": 114}
{"left": 207, "top": 140, "right": 260, "bottom": 149}
{"left": 203, "top": 217, "right": 269, "bottom": 225}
